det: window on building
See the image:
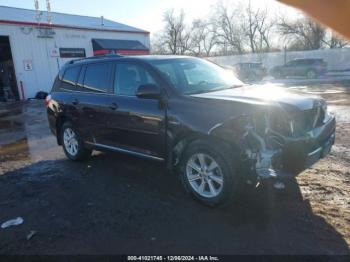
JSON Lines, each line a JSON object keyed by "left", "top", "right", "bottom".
{"left": 83, "top": 63, "right": 113, "bottom": 93}
{"left": 115, "top": 63, "right": 156, "bottom": 96}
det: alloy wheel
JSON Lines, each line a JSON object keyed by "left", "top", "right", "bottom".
{"left": 63, "top": 128, "right": 79, "bottom": 156}
{"left": 186, "top": 153, "right": 224, "bottom": 198}
{"left": 307, "top": 70, "right": 316, "bottom": 79}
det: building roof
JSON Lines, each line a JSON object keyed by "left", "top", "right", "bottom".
{"left": 0, "top": 5, "right": 149, "bottom": 34}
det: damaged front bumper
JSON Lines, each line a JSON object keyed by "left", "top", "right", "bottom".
{"left": 282, "top": 114, "right": 336, "bottom": 173}
{"left": 245, "top": 114, "right": 336, "bottom": 179}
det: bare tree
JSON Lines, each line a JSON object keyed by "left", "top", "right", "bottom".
{"left": 178, "top": 30, "right": 191, "bottom": 55}
{"left": 243, "top": 0, "right": 272, "bottom": 53}
{"left": 162, "top": 9, "right": 190, "bottom": 55}
{"left": 213, "top": 2, "right": 246, "bottom": 55}
{"left": 152, "top": 1, "right": 347, "bottom": 56}
{"left": 150, "top": 33, "right": 167, "bottom": 55}
{"left": 202, "top": 20, "right": 219, "bottom": 57}
{"left": 188, "top": 19, "right": 218, "bottom": 57}
{"left": 323, "top": 32, "right": 349, "bottom": 49}
{"left": 187, "top": 19, "right": 204, "bottom": 56}
{"left": 278, "top": 17, "right": 326, "bottom": 50}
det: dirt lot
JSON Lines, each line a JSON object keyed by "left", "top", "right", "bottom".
{"left": 0, "top": 84, "right": 349, "bottom": 255}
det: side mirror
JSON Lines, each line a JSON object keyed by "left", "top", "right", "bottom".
{"left": 136, "top": 84, "right": 161, "bottom": 99}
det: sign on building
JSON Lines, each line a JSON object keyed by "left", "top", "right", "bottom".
{"left": 23, "top": 60, "right": 33, "bottom": 71}
{"left": 36, "top": 27, "right": 55, "bottom": 38}
{"left": 59, "top": 48, "right": 86, "bottom": 58}
{"left": 50, "top": 48, "right": 60, "bottom": 57}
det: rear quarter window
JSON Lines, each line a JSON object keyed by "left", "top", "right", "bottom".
{"left": 51, "top": 76, "right": 61, "bottom": 92}
{"left": 60, "top": 66, "right": 81, "bottom": 91}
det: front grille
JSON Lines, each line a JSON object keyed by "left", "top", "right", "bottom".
{"left": 268, "top": 106, "right": 325, "bottom": 138}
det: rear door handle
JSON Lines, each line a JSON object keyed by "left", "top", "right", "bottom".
{"left": 72, "top": 98, "right": 79, "bottom": 105}
{"left": 110, "top": 102, "right": 118, "bottom": 110}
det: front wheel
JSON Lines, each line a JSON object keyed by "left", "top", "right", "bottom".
{"left": 61, "top": 122, "right": 92, "bottom": 161}
{"left": 179, "top": 140, "right": 239, "bottom": 206}
{"left": 306, "top": 69, "right": 317, "bottom": 79}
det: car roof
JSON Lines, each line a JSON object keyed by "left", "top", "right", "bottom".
{"left": 130, "top": 55, "right": 191, "bottom": 61}
{"left": 236, "top": 62, "right": 262, "bottom": 64}
{"left": 67, "top": 55, "right": 194, "bottom": 66}
{"left": 60, "top": 55, "right": 200, "bottom": 74}
{"left": 292, "top": 58, "right": 323, "bottom": 61}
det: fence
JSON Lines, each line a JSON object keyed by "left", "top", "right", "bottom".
{"left": 207, "top": 47, "right": 350, "bottom": 72}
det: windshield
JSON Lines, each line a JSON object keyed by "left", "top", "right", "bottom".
{"left": 150, "top": 58, "right": 243, "bottom": 95}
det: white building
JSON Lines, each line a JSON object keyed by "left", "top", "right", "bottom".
{"left": 0, "top": 6, "right": 150, "bottom": 101}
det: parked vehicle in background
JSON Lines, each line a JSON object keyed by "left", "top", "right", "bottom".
{"left": 233, "top": 62, "right": 267, "bottom": 81}
{"left": 46, "top": 55, "right": 335, "bottom": 206}
{"left": 270, "top": 58, "right": 327, "bottom": 79}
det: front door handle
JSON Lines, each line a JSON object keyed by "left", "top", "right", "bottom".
{"left": 110, "top": 102, "right": 118, "bottom": 110}
{"left": 72, "top": 98, "right": 79, "bottom": 105}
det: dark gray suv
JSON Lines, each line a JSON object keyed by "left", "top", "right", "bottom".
{"left": 270, "top": 58, "right": 327, "bottom": 79}
{"left": 46, "top": 55, "right": 335, "bottom": 206}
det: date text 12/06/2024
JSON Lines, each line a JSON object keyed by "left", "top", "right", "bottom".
{"left": 127, "top": 256, "right": 220, "bottom": 261}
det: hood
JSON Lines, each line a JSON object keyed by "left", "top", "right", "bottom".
{"left": 190, "top": 84, "right": 321, "bottom": 112}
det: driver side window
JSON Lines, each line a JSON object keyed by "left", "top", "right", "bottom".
{"left": 114, "top": 63, "right": 156, "bottom": 96}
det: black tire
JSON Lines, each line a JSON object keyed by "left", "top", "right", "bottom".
{"left": 306, "top": 69, "right": 317, "bottom": 79}
{"left": 61, "top": 122, "right": 92, "bottom": 161}
{"left": 272, "top": 71, "right": 285, "bottom": 79}
{"left": 179, "top": 139, "right": 240, "bottom": 207}
{"left": 279, "top": 72, "right": 286, "bottom": 79}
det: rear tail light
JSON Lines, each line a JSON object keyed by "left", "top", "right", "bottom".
{"left": 45, "top": 94, "right": 52, "bottom": 107}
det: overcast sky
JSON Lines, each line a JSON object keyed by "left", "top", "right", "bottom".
{"left": 0, "top": 0, "right": 298, "bottom": 34}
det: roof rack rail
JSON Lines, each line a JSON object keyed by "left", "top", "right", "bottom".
{"left": 69, "top": 54, "right": 123, "bottom": 64}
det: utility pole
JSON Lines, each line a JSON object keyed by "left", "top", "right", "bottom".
{"left": 46, "top": 0, "right": 53, "bottom": 24}
{"left": 34, "top": 0, "right": 42, "bottom": 23}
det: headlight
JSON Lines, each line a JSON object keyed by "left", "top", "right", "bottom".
{"left": 321, "top": 100, "right": 327, "bottom": 113}
{"left": 320, "top": 100, "right": 333, "bottom": 123}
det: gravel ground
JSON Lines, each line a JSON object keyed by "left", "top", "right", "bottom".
{"left": 0, "top": 84, "right": 349, "bottom": 255}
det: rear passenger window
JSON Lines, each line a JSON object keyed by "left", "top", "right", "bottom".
{"left": 84, "top": 63, "right": 112, "bottom": 93}
{"left": 61, "top": 66, "right": 81, "bottom": 90}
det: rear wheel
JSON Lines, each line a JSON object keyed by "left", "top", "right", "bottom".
{"left": 279, "top": 72, "right": 286, "bottom": 79}
{"left": 306, "top": 69, "right": 317, "bottom": 79}
{"left": 61, "top": 122, "right": 92, "bottom": 161}
{"left": 273, "top": 71, "right": 285, "bottom": 79}
{"left": 179, "top": 140, "right": 239, "bottom": 206}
